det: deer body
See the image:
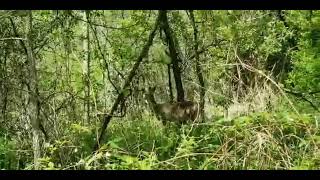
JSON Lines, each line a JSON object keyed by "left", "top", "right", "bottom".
{"left": 147, "top": 87, "right": 199, "bottom": 124}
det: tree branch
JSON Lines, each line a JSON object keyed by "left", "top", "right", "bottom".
{"left": 93, "top": 12, "right": 161, "bottom": 151}
{"left": 284, "top": 88, "right": 320, "bottom": 112}
{"left": 70, "top": 12, "right": 139, "bottom": 30}
{"left": 9, "top": 18, "right": 28, "bottom": 55}
{"left": 90, "top": 21, "right": 120, "bottom": 94}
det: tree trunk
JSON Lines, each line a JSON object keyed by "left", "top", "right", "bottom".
{"left": 159, "top": 10, "right": 185, "bottom": 102}
{"left": 189, "top": 10, "right": 205, "bottom": 120}
{"left": 0, "top": 49, "right": 8, "bottom": 123}
{"left": 167, "top": 64, "right": 174, "bottom": 102}
{"left": 63, "top": 14, "right": 76, "bottom": 121}
{"left": 25, "top": 10, "right": 41, "bottom": 170}
{"left": 82, "top": 10, "right": 91, "bottom": 124}
{"left": 86, "top": 11, "right": 91, "bottom": 124}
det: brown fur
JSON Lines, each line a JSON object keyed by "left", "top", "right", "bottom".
{"left": 147, "top": 87, "right": 199, "bottom": 124}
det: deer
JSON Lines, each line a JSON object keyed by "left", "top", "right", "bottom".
{"left": 145, "top": 86, "right": 200, "bottom": 124}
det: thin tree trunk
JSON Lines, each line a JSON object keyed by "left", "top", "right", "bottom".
{"left": 309, "top": 10, "right": 313, "bottom": 22}
{"left": 25, "top": 10, "right": 41, "bottom": 170}
{"left": 86, "top": 10, "right": 91, "bottom": 124}
{"left": 63, "top": 14, "right": 76, "bottom": 121}
{"left": 82, "top": 10, "right": 91, "bottom": 124}
{"left": 82, "top": 11, "right": 86, "bottom": 124}
{"left": 93, "top": 12, "right": 161, "bottom": 151}
{"left": 1, "top": 49, "right": 8, "bottom": 123}
{"left": 189, "top": 10, "right": 205, "bottom": 120}
{"left": 167, "top": 64, "right": 174, "bottom": 102}
{"left": 159, "top": 10, "right": 185, "bottom": 102}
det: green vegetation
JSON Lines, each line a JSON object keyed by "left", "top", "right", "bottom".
{"left": 0, "top": 10, "right": 319, "bottom": 170}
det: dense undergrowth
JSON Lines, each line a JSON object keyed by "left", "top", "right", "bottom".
{"left": 1, "top": 10, "right": 320, "bottom": 170}
{"left": 2, "top": 111, "right": 320, "bottom": 170}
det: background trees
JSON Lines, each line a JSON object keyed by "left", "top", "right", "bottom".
{"left": 0, "top": 10, "right": 319, "bottom": 170}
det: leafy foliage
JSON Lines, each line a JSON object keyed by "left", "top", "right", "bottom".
{"left": 0, "top": 10, "right": 319, "bottom": 170}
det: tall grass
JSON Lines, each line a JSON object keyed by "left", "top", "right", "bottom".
{"left": 40, "top": 111, "right": 319, "bottom": 170}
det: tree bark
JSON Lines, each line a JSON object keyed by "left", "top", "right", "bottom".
{"left": 0, "top": 49, "right": 8, "bottom": 123}
{"left": 10, "top": 16, "right": 48, "bottom": 142}
{"left": 25, "top": 10, "right": 41, "bottom": 170}
{"left": 159, "top": 10, "right": 185, "bottom": 102}
{"left": 93, "top": 11, "right": 161, "bottom": 151}
{"left": 167, "top": 64, "right": 174, "bottom": 102}
{"left": 189, "top": 10, "right": 205, "bottom": 120}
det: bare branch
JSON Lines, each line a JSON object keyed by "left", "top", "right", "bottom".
{"left": 90, "top": 21, "right": 120, "bottom": 94}
{"left": 0, "top": 37, "right": 26, "bottom": 41}
{"left": 70, "top": 12, "right": 139, "bottom": 30}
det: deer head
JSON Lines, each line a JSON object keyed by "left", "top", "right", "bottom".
{"left": 146, "top": 86, "right": 199, "bottom": 124}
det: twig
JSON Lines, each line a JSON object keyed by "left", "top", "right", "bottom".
{"left": 70, "top": 12, "right": 139, "bottom": 30}
{"left": 187, "top": 39, "right": 225, "bottom": 60}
